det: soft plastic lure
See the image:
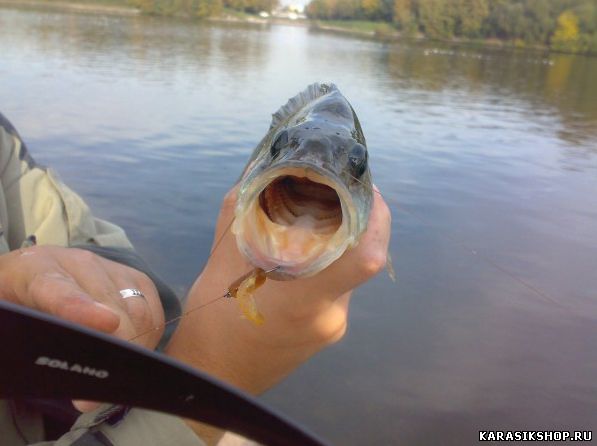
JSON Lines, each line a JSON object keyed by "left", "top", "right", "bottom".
{"left": 226, "top": 268, "right": 268, "bottom": 325}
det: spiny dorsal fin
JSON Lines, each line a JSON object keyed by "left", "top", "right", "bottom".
{"left": 270, "top": 82, "right": 338, "bottom": 130}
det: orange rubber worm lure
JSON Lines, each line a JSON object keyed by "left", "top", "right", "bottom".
{"left": 225, "top": 268, "right": 269, "bottom": 326}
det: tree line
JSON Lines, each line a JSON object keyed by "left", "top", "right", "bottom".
{"left": 306, "top": 0, "right": 597, "bottom": 54}
{"left": 129, "top": 0, "right": 277, "bottom": 18}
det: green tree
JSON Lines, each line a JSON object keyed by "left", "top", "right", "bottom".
{"left": 306, "top": 0, "right": 331, "bottom": 19}
{"left": 377, "top": 0, "right": 394, "bottom": 22}
{"left": 454, "top": 0, "right": 489, "bottom": 38}
{"left": 304, "top": 0, "right": 597, "bottom": 54}
{"left": 393, "top": 0, "right": 417, "bottom": 34}
{"left": 485, "top": 0, "right": 527, "bottom": 40}
{"left": 519, "top": 0, "right": 554, "bottom": 43}
{"left": 223, "top": 0, "right": 246, "bottom": 11}
{"left": 417, "top": 0, "right": 455, "bottom": 39}
{"left": 361, "top": 0, "right": 381, "bottom": 20}
{"left": 242, "top": 0, "right": 277, "bottom": 13}
{"left": 336, "top": 0, "right": 361, "bottom": 19}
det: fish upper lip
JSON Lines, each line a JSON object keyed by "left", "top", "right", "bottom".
{"left": 257, "top": 161, "right": 346, "bottom": 190}
{"left": 243, "top": 161, "right": 354, "bottom": 216}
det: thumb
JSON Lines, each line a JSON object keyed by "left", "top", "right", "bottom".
{"left": 72, "top": 400, "right": 102, "bottom": 413}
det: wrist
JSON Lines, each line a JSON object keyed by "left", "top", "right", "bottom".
{"left": 256, "top": 289, "right": 351, "bottom": 349}
{"left": 0, "top": 248, "right": 32, "bottom": 299}
{"left": 165, "top": 278, "right": 350, "bottom": 394}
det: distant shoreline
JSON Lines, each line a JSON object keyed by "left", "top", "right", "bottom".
{"left": 0, "top": 1, "right": 315, "bottom": 29}
{"left": 0, "top": 0, "right": 139, "bottom": 15}
{"left": 2, "top": 0, "right": 593, "bottom": 57}
{"left": 309, "top": 21, "right": 558, "bottom": 54}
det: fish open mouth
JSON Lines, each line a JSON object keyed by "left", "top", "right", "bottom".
{"left": 233, "top": 166, "right": 356, "bottom": 279}
{"left": 259, "top": 176, "right": 342, "bottom": 237}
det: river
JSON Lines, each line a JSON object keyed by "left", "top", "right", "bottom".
{"left": 1, "top": 6, "right": 597, "bottom": 445}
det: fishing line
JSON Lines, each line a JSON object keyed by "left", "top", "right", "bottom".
{"left": 129, "top": 169, "right": 564, "bottom": 345}
{"left": 128, "top": 216, "right": 237, "bottom": 344}
{"left": 128, "top": 213, "right": 280, "bottom": 343}
{"left": 347, "top": 172, "right": 562, "bottom": 307}
{"left": 210, "top": 215, "right": 236, "bottom": 256}
{"left": 128, "top": 293, "right": 227, "bottom": 343}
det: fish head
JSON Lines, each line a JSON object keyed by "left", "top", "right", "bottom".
{"left": 233, "top": 84, "right": 373, "bottom": 280}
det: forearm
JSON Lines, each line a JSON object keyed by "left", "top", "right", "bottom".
{"left": 165, "top": 187, "right": 389, "bottom": 443}
{"left": 165, "top": 188, "right": 389, "bottom": 395}
{"left": 163, "top": 251, "right": 354, "bottom": 445}
{"left": 166, "top": 255, "right": 351, "bottom": 395}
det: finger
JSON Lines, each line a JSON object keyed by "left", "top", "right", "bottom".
{"left": 120, "top": 289, "right": 154, "bottom": 334}
{"left": 72, "top": 399, "right": 101, "bottom": 413}
{"left": 326, "top": 192, "right": 390, "bottom": 289}
{"left": 285, "top": 191, "right": 391, "bottom": 297}
{"left": 99, "top": 257, "right": 165, "bottom": 345}
{"left": 214, "top": 185, "right": 240, "bottom": 236}
{"left": 63, "top": 250, "right": 164, "bottom": 346}
{"left": 58, "top": 249, "right": 127, "bottom": 311}
{"left": 27, "top": 272, "right": 120, "bottom": 333}
{"left": 348, "top": 189, "right": 392, "bottom": 276}
{"left": 222, "top": 184, "right": 240, "bottom": 212}
{"left": 256, "top": 193, "right": 390, "bottom": 321}
{"left": 114, "top": 279, "right": 162, "bottom": 343}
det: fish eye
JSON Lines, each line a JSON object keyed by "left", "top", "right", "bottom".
{"left": 348, "top": 143, "right": 368, "bottom": 178}
{"left": 270, "top": 130, "right": 288, "bottom": 160}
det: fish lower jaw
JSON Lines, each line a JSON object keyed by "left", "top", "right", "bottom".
{"left": 236, "top": 203, "right": 350, "bottom": 279}
{"left": 234, "top": 170, "right": 355, "bottom": 279}
{"left": 244, "top": 224, "right": 332, "bottom": 273}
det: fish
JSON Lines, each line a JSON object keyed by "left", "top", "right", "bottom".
{"left": 232, "top": 82, "right": 373, "bottom": 283}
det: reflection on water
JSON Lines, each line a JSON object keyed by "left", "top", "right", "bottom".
{"left": 1, "top": 6, "right": 597, "bottom": 445}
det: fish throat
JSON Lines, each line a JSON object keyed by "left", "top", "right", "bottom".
{"left": 259, "top": 176, "right": 342, "bottom": 234}
{"left": 235, "top": 167, "right": 354, "bottom": 278}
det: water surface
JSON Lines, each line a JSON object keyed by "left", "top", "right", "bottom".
{"left": 1, "top": 7, "right": 597, "bottom": 445}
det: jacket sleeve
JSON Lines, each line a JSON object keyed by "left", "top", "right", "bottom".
{"left": 0, "top": 115, "right": 194, "bottom": 444}
{"left": 31, "top": 404, "right": 207, "bottom": 446}
{"left": 0, "top": 113, "right": 181, "bottom": 343}
{"left": 0, "top": 112, "right": 133, "bottom": 251}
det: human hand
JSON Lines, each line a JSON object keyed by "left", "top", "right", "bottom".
{"left": 0, "top": 245, "right": 164, "bottom": 344}
{"left": 215, "top": 183, "right": 391, "bottom": 340}
{"left": 0, "top": 246, "right": 165, "bottom": 410}
{"left": 166, "top": 184, "right": 391, "bottom": 394}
